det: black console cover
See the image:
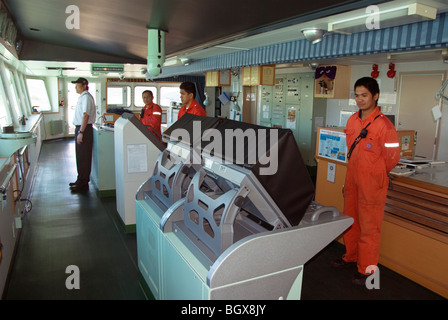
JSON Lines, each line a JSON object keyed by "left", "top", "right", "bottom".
{"left": 164, "top": 114, "right": 315, "bottom": 226}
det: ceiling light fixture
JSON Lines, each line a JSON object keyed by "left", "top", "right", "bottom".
{"left": 309, "top": 62, "right": 319, "bottom": 70}
{"left": 163, "top": 57, "right": 191, "bottom": 67}
{"left": 301, "top": 28, "right": 327, "bottom": 44}
{"left": 180, "top": 57, "right": 190, "bottom": 66}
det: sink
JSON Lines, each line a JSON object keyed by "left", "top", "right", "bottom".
{"left": 0, "top": 132, "right": 36, "bottom": 157}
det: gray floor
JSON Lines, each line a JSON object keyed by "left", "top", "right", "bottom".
{"left": 5, "top": 139, "right": 147, "bottom": 300}
{"left": 302, "top": 241, "right": 444, "bottom": 300}
{"left": 4, "top": 139, "right": 445, "bottom": 300}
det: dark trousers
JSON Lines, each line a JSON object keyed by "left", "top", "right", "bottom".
{"left": 75, "top": 124, "right": 93, "bottom": 185}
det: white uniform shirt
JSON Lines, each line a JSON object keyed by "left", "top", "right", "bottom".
{"left": 73, "top": 90, "right": 96, "bottom": 125}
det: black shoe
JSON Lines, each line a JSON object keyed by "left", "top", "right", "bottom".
{"left": 352, "top": 272, "right": 370, "bottom": 286}
{"left": 70, "top": 184, "right": 89, "bottom": 192}
{"left": 331, "top": 257, "right": 356, "bottom": 269}
{"left": 69, "top": 181, "right": 78, "bottom": 187}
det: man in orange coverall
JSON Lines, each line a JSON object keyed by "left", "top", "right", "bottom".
{"left": 332, "top": 77, "right": 400, "bottom": 285}
{"left": 178, "top": 82, "right": 206, "bottom": 119}
{"left": 140, "top": 90, "right": 162, "bottom": 140}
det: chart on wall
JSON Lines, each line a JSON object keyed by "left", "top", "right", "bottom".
{"left": 317, "top": 129, "right": 347, "bottom": 163}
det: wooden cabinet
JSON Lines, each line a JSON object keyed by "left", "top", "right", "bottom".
{"left": 206, "top": 71, "right": 218, "bottom": 87}
{"left": 314, "top": 65, "right": 351, "bottom": 99}
{"left": 381, "top": 169, "right": 448, "bottom": 298}
{"left": 314, "top": 127, "right": 347, "bottom": 212}
{"left": 242, "top": 65, "right": 275, "bottom": 86}
{"left": 206, "top": 70, "right": 231, "bottom": 87}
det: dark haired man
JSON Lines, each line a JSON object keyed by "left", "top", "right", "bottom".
{"left": 70, "top": 77, "right": 96, "bottom": 192}
{"left": 332, "top": 77, "right": 400, "bottom": 285}
{"left": 178, "top": 81, "right": 206, "bottom": 119}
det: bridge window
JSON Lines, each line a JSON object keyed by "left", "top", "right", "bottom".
{"left": 105, "top": 81, "right": 181, "bottom": 109}
{"left": 0, "top": 80, "right": 11, "bottom": 127}
{"left": 4, "top": 68, "right": 22, "bottom": 120}
{"left": 107, "top": 86, "right": 131, "bottom": 107}
{"left": 160, "top": 86, "right": 181, "bottom": 107}
{"left": 26, "top": 78, "right": 52, "bottom": 112}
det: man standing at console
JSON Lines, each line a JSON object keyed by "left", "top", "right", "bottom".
{"left": 70, "top": 77, "right": 96, "bottom": 192}
{"left": 178, "top": 81, "right": 206, "bottom": 119}
{"left": 140, "top": 90, "right": 162, "bottom": 140}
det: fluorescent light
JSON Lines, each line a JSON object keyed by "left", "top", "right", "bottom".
{"left": 163, "top": 57, "right": 191, "bottom": 67}
{"left": 328, "top": 3, "right": 437, "bottom": 33}
{"left": 386, "top": 48, "right": 448, "bottom": 61}
{"left": 163, "top": 58, "right": 181, "bottom": 67}
{"left": 214, "top": 45, "right": 250, "bottom": 51}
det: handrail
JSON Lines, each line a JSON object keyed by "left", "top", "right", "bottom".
{"left": 19, "top": 145, "right": 28, "bottom": 156}
{"left": 0, "top": 164, "right": 17, "bottom": 194}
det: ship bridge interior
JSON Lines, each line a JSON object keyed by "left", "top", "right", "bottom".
{"left": 0, "top": 0, "right": 448, "bottom": 305}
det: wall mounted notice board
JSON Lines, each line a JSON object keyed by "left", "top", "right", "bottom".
{"left": 316, "top": 127, "right": 347, "bottom": 163}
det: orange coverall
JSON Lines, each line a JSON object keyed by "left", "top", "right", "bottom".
{"left": 140, "top": 103, "right": 162, "bottom": 140}
{"left": 178, "top": 99, "right": 206, "bottom": 119}
{"left": 343, "top": 106, "right": 400, "bottom": 275}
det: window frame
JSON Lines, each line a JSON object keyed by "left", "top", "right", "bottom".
{"left": 18, "top": 73, "right": 33, "bottom": 116}
{"left": 160, "top": 85, "right": 182, "bottom": 107}
{"left": 4, "top": 66, "right": 22, "bottom": 122}
{"left": 106, "top": 81, "right": 181, "bottom": 110}
{"left": 106, "top": 84, "right": 131, "bottom": 108}
{"left": 0, "top": 72, "right": 12, "bottom": 127}
{"left": 25, "top": 77, "right": 53, "bottom": 113}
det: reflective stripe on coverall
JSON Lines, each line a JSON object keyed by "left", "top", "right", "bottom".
{"left": 141, "top": 103, "right": 163, "bottom": 140}
{"left": 343, "top": 106, "right": 400, "bottom": 275}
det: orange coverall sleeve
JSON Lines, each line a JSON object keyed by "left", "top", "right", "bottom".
{"left": 381, "top": 121, "right": 401, "bottom": 173}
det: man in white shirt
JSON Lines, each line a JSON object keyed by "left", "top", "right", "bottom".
{"left": 70, "top": 77, "right": 96, "bottom": 192}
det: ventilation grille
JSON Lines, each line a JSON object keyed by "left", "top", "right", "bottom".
{"left": 49, "top": 120, "right": 64, "bottom": 135}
